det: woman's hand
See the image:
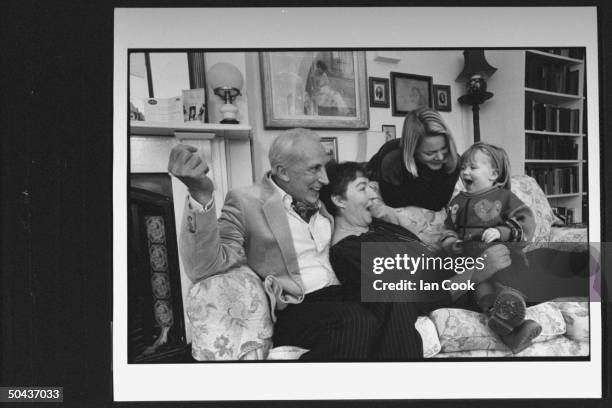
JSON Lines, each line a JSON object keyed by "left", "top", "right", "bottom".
{"left": 473, "top": 244, "right": 511, "bottom": 284}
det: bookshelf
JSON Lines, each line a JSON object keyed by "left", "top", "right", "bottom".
{"left": 524, "top": 49, "right": 587, "bottom": 223}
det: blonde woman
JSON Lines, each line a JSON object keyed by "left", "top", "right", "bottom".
{"left": 367, "top": 107, "right": 460, "bottom": 211}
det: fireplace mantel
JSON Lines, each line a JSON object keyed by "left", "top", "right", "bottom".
{"left": 130, "top": 120, "right": 252, "bottom": 140}
{"left": 130, "top": 121, "right": 253, "bottom": 211}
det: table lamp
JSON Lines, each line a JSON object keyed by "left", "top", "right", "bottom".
{"left": 207, "top": 62, "right": 244, "bottom": 124}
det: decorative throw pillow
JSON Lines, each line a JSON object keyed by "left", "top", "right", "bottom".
{"left": 431, "top": 349, "right": 511, "bottom": 358}
{"left": 430, "top": 302, "right": 567, "bottom": 352}
{"left": 430, "top": 308, "right": 508, "bottom": 352}
{"left": 267, "top": 346, "right": 309, "bottom": 360}
{"left": 394, "top": 206, "right": 447, "bottom": 247}
{"left": 186, "top": 266, "right": 274, "bottom": 361}
{"left": 552, "top": 300, "right": 589, "bottom": 342}
{"left": 513, "top": 336, "right": 589, "bottom": 357}
{"left": 510, "top": 175, "right": 557, "bottom": 244}
{"left": 525, "top": 302, "right": 567, "bottom": 343}
{"left": 415, "top": 316, "right": 442, "bottom": 358}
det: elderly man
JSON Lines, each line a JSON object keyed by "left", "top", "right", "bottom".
{"left": 168, "top": 128, "right": 377, "bottom": 360}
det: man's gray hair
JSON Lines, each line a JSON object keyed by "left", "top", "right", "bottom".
{"left": 268, "top": 128, "right": 321, "bottom": 175}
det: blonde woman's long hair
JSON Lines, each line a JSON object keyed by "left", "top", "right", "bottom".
{"left": 400, "top": 107, "right": 458, "bottom": 177}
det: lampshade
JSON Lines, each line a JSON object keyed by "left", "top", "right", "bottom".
{"left": 207, "top": 62, "right": 244, "bottom": 91}
{"left": 456, "top": 50, "right": 497, "bottom": 82}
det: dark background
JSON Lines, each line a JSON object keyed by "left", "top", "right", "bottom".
{"left": 1, "top": 1, "right": 610, "bottom": 406}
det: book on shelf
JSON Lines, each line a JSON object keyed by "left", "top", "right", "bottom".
{"left": 525, "top": 134, "right": 578, "bottom": 160}
{"left": 525, "top": 59, "right": 580, "bottom": 95}
{"left": 525, "top": 166, "right": 578, "bottom": 195}
{"left": 525, "top": 97, "right": 580, "bottom": 133}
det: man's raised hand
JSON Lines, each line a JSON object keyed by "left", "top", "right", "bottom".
{"left": 168, "top": 144, "right": 214, "bottom": 205}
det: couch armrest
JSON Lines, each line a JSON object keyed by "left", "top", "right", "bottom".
{"left": 185, "top": 265, "right": 274, "bottom": 361}
{"left": 549, "top": 227, "right": 588, "bottom": 244}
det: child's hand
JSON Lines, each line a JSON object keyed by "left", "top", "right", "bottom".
{"left": 482, "top": 228, "right": 501, "bottom": 243}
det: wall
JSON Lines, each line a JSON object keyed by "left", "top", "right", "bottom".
{"left": 133, "top": 50, "right": 525, "bottom": 180}
{"left": 477, "top": 50, "right": 526, "bottom": 175}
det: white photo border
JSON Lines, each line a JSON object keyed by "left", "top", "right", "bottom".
{"left": 114, "top": 7, "right": 601, "bottom": 401}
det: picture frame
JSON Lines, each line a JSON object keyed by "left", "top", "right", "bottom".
{"left": 369, "top": 76, "right": 390, "bottom": 108}
{"left": 320, "top": 137, "right": 339, "bottom": 161}
{"left": 390, "top": 72, "right": 433, "bottom": 116}
{"left": 381, "top": 124, "right": 397, "bottom": 141}
{"left": 260, "top": 51, "right": 369, "bottom": 129}
{"left": 433, "top": 84, "right": 452, "bottom": 112}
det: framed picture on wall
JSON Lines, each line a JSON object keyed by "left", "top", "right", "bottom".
{"left": 382, "top": 124, "right": 397, "bottom": 141}
{"left": 433, "top": 84, "right": 452, "bottom": 112}
{"left": 260, "top": 51, "right": 369, "bottom": 129}
{"left": 390, "top": 72, "right": 433, "bottom": 116}
{"left": 369, "top": 77, "right": 390, "bottom": 108}
{"left": 320, "top": 137, "right": 339, "bottom": 161}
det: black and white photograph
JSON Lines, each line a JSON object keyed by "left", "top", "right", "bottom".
{"left": 128, "top": 47, "right": 592, "bottom": 364}
{"left": 113, "top": 6, "right": 604, "bottom": 404}
{"left": 391, "top": 71, "right": 433, "bottom": 116}
{"left": 369, "top": 76, "right": 390, "bottom": 108}
{"left": 320, "top": 136, "right": 339, "bottom": 161}
{"left": 4, "top": 4, "right": 612, "bottom": 407}
{"left": 382, "top": 124, "right": 396, "bottom": 141}
{"left": 433, "top": 84, "right": 452, "bottom": 112}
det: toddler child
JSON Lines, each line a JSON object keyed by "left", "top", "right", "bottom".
{"left": 440, "top": 142, "right": 541, "bottom": 353}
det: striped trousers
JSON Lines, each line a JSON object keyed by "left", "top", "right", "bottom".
{"left": 272, "top": 285, "right": 378, "bottom": 361}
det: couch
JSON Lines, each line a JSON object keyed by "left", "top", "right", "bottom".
{"left": 184, "top": 175, "right": 589, "bottom": 360}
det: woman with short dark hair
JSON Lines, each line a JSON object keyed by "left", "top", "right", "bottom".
{"left": 320, "top": 161, "right": 511, "bottom": 359}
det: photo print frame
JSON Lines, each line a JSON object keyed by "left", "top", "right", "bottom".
{"left": 114, "top": 7, "right": 603, "bottom": 403}
{"left": 391, "top": 72, "right": 433, "bottom": 116}
{"left": 433, "top": 84, "right": 451, "bottom": 112}
{"left": 369, "top": 76, "right": 390, "bottom": 108}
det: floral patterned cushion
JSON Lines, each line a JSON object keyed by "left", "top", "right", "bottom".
{"left": 509, "top": 175, "right": 557, "bottom": 244}
{"left": 513, "top": 337, "right": 589, "bottom": 357}
{"left": 431, "top": 349, "right": 512, "bottom": 358}
{"left": 267, "top": 346, "right": 309, "bottom": 360}
{"left": 430, "top": 308, "right": 508, "bottom": 352}
{"left": 415, "top": 316, "right": 442, "bottom": 358}
{"left": 393, "top": 206, "right": 447, "bottom": 247}
{"left": 552, "top": 300, "right": 590, "bottom": 342}
{"left": 548, "top": 227, "right": 589, "bottom": 253}
{"left": 430, "top": 302, "right": 566, "bottom": 353}
{"left": 525, "top": 302, "right": 566, "bottom": 343}
{"left": 186, "top": 266, "right": 274, "bottom": 361}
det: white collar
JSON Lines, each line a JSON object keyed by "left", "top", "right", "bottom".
{"left": 269, "top": 174, "right": 321, "bottom": 209}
